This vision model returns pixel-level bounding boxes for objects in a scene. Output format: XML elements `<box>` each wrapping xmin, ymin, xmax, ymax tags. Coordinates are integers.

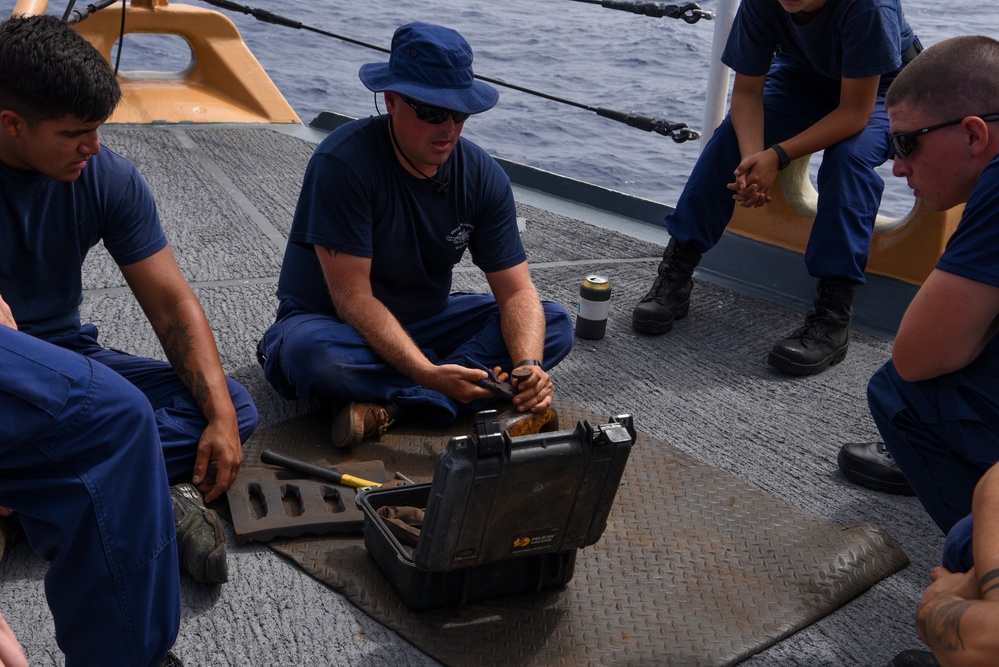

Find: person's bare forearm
<box><xmin>336</xmin><ymin>294</ymin><xmax>435</xmax><ymax>382</ymax></box>
<box><xmin>973</xmin><ymin>466</ymin><xmax>999</xmax><ymax>597</ymax></box>
<box><xmin>153</xmin><ymin>299</ymin><xmax>236</xmax><ymax>423</ymax></box>
<box><xmin>919</xmin><ymin>594</ymin><xmax>999</xmax><ymax>667</ymax></box>
<box><xmin>498</xmin><ymin>285</ymin><xmax>545</xmax><ymax>367</ymax></box>
<box><xmin>729</xmin><ymin>86</ymin><xmax>765</xmax><ymax>160</ymax></box>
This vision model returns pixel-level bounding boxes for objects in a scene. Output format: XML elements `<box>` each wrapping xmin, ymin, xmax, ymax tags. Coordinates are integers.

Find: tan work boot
<box><xmin>331</xmin><ymin>401</ymin><xmax>395</xmax><ymax>449</ymax></box>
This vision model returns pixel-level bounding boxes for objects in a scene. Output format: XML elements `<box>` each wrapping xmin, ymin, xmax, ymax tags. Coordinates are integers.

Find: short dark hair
<box><xmin>0</xmin><ymin>14</ymin><xmax>120</xmax><ymax>123</ymax></box>
<box><xmin>887</xmin><ymin>35</ymin><xmax>999</xmax><ymax>121</ymax></box>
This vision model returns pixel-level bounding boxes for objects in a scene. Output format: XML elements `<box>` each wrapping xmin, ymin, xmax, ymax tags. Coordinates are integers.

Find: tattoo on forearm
<box><xmin>919</xmin><ymin>597</ymin><xmax>970</xmax><ymax>655</ymax></box>
<box><xmin>162</xmin><ymin>322</ymin><xmax>211</xmax><ymax>409</ymax></box>
<box><xmin>980</xmin><ymin>568</ymin><xmax>999</xmax><ymax>597</ymax></box>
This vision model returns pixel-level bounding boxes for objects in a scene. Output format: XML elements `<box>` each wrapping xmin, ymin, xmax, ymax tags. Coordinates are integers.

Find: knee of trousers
<box><xmin>866</xmin><ymin>360</ymin><xmax>907</xmax><ymax>422</ymax></box>
<box><xmin>543</xmin><ymin>302</ymin><xmax>575</xmax><ymax>367</ymax></box>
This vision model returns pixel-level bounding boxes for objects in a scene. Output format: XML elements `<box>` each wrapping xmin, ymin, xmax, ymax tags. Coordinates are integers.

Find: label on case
<box><xmin>512</xmin><ymin>527</ymin><xmax>561</xmax><ymax>554</ymax></box>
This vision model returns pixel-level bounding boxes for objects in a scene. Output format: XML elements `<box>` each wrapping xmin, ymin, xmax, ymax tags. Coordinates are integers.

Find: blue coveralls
<box><xmin>0</xmin><ymin>146</ymin><xmax>259</xmax><ymax>663</ymax></box>
<box><xmin>259</xmin><ymin>115</ymin><xmax>574</xmax><ymax>423</ymax></box>
<box><xmin>668</xmin><ymin>66</ymin><xmax>891</xmax><ymax>283</ymax></box>
<box><xmin>669</xmin><ymin>0</ymin><xmax>916</xmax><ymax>284</ymax></box>
<box><xmin>261</xmin><ymin>294</ymin><xmax>573</xmax><ymax>426</ymax></box>
<box><xmin>868</xmin><ymin>156</ymin><xmax>999</xmax><ymax>574</ymax></box>
<box><xmin>51</xmin><ymin>324</ymin><xmax>258</xmax><ymax>483</ymax></box>
<box><xmin>0</xmin><ymin>326</ymin><xmax>180</xmax><ymax>667</ymax></box>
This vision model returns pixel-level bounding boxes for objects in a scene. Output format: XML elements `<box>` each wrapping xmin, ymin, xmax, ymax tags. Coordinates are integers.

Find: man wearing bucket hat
<box><xmin>258</xmin><ymin>22</ymin><xmax>574</xmax><ymax>447</ymax></box>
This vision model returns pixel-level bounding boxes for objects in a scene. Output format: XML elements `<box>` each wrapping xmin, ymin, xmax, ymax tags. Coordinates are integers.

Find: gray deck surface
<box><xmin>0</xmin><ymin>125</ymin><xmax>943</xmax><ymax>666</ymax></box>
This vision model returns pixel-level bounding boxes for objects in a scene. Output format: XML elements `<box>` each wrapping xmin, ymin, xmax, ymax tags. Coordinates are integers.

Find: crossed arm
<box><xmin>121</xmin><ymin>246</ymin><xmax>241</xmax><ymax>501</ymax></box>
<box><xmin>317</xmin><ymin>247</ymin><xmax>553</xmax><ymax>412</ymax></box>
<box><xmin>917</xmin><ymin>465</ymin><xmax>999</xmax><ymax>666</ymax></box>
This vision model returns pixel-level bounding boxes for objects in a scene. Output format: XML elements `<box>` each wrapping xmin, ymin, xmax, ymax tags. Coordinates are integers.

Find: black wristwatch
<box><xmin>770</xmin><ymin>143</ymin><xmax>791</xmax><ymax>171</ymax></box>
<box><xmin>515</xmin><ymin>359</ymin><xmax>542</xmax><ymax>368</ymax></box>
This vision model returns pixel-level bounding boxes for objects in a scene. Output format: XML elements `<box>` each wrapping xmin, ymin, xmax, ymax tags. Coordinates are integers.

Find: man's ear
<box><xmin>0</xmin><ymin>110</ymin><xmax>23</xmax><ymax>138</ymax></box>
<box><xmin>964</xmin><ymin>115</ymin><xmax>992</xmax><ymax>157</ymax></box>
<box><xmin>384</xmin><ymin>91</ymin><xmax>398</xmax><ymax>114</ymax></box>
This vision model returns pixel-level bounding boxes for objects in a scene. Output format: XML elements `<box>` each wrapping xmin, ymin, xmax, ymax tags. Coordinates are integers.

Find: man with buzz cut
<box><xmin>258</xmin><ymin>22</ymin><xmax>573</xmax><ymax>447</ymax></box>
<box><xmin>831</xmin><ymin>35</ymin><xmax>999</xmax><ymax>667</ymax></box>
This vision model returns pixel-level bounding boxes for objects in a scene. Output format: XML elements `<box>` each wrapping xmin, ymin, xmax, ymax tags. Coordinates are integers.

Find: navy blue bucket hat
<box><xmin>359</xmin><ymin>22</ymin><xmax>499</xmax><ymax>115</ymax></box>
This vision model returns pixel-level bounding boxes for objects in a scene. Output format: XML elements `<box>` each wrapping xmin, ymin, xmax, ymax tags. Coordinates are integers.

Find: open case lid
<box><xmin>414</xmin><ymin>411</ymin><xmax>635</xmax><ymax>572</ymax></box>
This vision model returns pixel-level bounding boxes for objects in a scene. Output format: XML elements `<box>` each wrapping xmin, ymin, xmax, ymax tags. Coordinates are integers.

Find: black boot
<box><xmin>768</xmin><ymin>278</ymin><xmax>856</xmax><ymax>375</ymax></box>
<box><xmin>632</xmin><ymin>238</ymin><xmax>702</xmax><ymax>334</ymax></box>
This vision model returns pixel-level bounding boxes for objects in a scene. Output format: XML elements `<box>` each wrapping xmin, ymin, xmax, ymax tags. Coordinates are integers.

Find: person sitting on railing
<box><xmin>257</xmin><ymin>22</ymin><xmax>573</xmax><ymax>448</ymax></box>
<box><xmin>824</xmin><ymin>35</ymin><xmax>999</xmax><ymax>667</ymax></box>
<box><xmin>632</xmin><ymin>0</ymin><xmax>920</xmax><ymax>376</ymax></box>
<box><xmin>0</xmin><ymin>10</ymin><xmax>258</xmax><ymax>605</ymax></box>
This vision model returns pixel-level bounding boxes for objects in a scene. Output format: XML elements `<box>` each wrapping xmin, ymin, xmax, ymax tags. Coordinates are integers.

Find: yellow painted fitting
<box><xmin>728</xmin><ymin>155</ymin><xmax>962</xmax><ymax>286</ymax></box>
<box><xmin>71</xmin><ymin>0</ymin><xmax>300</xmax><ymax>124</ymax></box>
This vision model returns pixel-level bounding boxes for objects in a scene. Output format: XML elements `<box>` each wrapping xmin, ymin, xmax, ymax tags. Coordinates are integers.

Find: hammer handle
<box><xmin>260</xmin><ymin>450</ymin><xmax>381</xmax><ymax>488</ymax></box>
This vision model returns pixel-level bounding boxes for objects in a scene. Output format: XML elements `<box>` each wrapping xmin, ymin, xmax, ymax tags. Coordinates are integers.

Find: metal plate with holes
<box><xmin>227</xmin><ymin>462</ymin><xmax>386</xmax><ymax>544</ymax></box>
<box><xmin>239</xmin><ymin>401</ymin><xmax>909</xmax><ymax>667</ymax></box>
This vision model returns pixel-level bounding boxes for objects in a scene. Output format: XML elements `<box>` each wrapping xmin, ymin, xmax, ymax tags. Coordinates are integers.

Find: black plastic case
<box><xmin>356</xmin><ymin>411</ymin><xmax>634</xmax><ymax>610</ymax></box>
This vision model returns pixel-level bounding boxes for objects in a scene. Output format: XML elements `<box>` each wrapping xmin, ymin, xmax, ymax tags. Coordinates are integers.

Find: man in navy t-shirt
<box><xmin>0</xmin><ymin>14</ymin><xmax>256</xmax><ymax>666</ymax></box>
<box><xmin>837</xmin><ymin>36</ymin><xmax>999</xmax><ymax>666</ymax></box>
<box><xmin>258</xmin><ymin>22</ymin><xmax>573</xmax><ymax>448</ymax></box>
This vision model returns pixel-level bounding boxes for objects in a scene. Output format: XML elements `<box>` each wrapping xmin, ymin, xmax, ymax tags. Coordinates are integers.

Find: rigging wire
<box><xmin>63</xmin><ymin>0</ymin><xmax>117</xmax><ymax>23</ymax></box>
<box><xmin>194</xmin><ymin>0</ymin><xmax>701</xmax><ymax>143</ymax></box>
<box><xmin>61</xmin><ymin>0</ymin><xmax>78</xmax><ymax>21</ymax></box>
<box><xmin>113</xmin><ymin>0</ymin><xmax>125</xmax><ymax>74</ymax></box>
<box><xmin>62</xmin><ymin>0</ymin><xmax>126</xmax><ymax>73</ymax></box>
<box><xmin>58</xmin><ymin>0</ymin><xmax>704</xmax><ymax>142</ymax></box>
<box><xmin>568</xmin><ymin>0</ymin><xmax>714</xmax><ymax>23</ymax></box>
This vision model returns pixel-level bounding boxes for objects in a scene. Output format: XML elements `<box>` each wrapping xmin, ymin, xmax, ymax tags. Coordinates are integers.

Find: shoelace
<box><xmin>363</xmin><ymin>406</ymin><xmax>395</xmax><ymax>437</ymax></box>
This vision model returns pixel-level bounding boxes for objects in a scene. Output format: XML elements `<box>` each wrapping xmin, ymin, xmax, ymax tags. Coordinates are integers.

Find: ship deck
<box><xmin>0</xmin><ymin>122</ymin><xmax>941</xmax><ymax>666</ymax></box>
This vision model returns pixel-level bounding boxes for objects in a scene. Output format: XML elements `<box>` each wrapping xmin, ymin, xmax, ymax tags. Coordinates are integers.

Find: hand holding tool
<box><xmin>468</xmin><ymin>359</ymin><xmax>518</xmax><ymax>399</ymax></box>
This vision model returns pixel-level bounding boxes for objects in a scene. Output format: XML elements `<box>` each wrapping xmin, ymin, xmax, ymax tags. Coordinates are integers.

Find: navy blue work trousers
<box><xmin>0</xmin><ymin>326</ymin><xmax>180</xmax><ymax>667</ymax></box>
<box><xmin>49</xmin><ymin>323</ymin><xmax>259</xmax><ymax>484</ymax></box>
<box><xmin>259</xmin><ymin>293</ymin><xmax>574</xmax><ymax>425</ymax></box>
<box><xmin>868</xmin><ymin>358</ymin><xmax>999</xmax><ymax>567</ymax></box>
<box><xmin>667</xmin><ymin>64</ymin><xmax>891</xmax><ymax>284</ymax></box>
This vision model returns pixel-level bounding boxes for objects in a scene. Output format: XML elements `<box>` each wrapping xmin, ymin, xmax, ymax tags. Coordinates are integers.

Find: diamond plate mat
<box><xmin>235</xmin><ymin>401</ymin><xmax>909</xmax><ymax>667</ymax></box>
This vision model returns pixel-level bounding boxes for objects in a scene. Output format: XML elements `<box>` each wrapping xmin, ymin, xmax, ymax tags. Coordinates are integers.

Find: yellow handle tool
<box><xmin>260</xmin><ymin>449</ymin><xmax>382</xmax><ymax>488</ymax></box>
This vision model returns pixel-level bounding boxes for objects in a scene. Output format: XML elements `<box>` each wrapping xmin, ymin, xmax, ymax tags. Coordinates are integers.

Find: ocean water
<box><xmin>7</xmin><ymin>0</ymin><xmax>997</xmax><ymax>215</ymax></box>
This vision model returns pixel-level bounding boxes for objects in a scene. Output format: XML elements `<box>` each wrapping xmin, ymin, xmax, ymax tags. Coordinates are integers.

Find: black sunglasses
<box><xmin>890</xmin><ymin>113</ymin><xmax>999</xmax><ymax>158</ymax></box>
<box><xmin>401</xmin><ymin>96</ymin><xmax>470</xmax><ymax>125</ymax></box>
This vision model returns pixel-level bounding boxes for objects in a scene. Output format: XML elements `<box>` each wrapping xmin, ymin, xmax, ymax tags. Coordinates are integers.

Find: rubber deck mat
<box><xmin>236</xmin><ymin>401</ymin><xmax>909</xmax><ymax>667</ymax></box>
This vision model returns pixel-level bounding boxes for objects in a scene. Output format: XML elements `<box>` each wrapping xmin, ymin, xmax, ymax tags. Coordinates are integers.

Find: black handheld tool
<box><xmin>469</xmin><ymin>359</ymin><xmax>519</xmax><ymax>399</ymax></box>
<box><xmin>260</xmin><ymin>450</ymin><xmax>381</xmax><ymax>488</ymax></box>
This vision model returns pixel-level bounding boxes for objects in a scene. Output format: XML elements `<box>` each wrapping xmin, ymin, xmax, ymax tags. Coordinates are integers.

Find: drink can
<box><xmin>576</xmin><ymin>275</ymin><xmax>611</xmax><ymax>339</ymax></box>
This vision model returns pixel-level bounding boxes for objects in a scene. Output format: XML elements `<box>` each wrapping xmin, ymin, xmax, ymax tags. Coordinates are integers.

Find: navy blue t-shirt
<box><xmin>936</xmin><ymin>154</ymin><xmax>999</xmax><ymax>356</ymax></box>
<box><xmin>277</xmin><ymin>115</ymin><xmax>524</xmax><ymax>325</ymax></box>
<box><xmin>722</xmin><ymin>0</ymin><xmax>915</xmax><ymax>86</ymax></box>
<box><xmin>0</xmin><ymin>147</ymin><xmax>166</xmax><ymax>339</ymax></box>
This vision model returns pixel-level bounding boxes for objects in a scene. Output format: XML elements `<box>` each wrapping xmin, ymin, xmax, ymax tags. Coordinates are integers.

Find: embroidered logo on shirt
<box><xmin>446</xmin><ymin>223</ymin><xmax>473</xmax><ymax>251</ymax></box>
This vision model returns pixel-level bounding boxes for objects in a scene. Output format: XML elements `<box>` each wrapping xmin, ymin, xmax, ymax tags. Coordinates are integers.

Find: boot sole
<box><xmin>836</xmin><ymin>448</ymin><xmax>915</xmax><ymax>496</ymax></box>
<box><xmin>767</xmin><ymin>345</ymin><xmax>848</xmax><ymax>376</ymax></box>
<box><xmin>631</xmin><ymin>302</ymin><xmax>690</xmax><ymax>335</ymax></box>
